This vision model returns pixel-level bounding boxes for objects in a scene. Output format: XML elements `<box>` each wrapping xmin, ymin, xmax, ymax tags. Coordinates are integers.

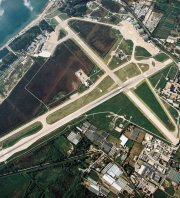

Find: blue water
<box><xmin>0</xmin><ymin>0</ymin><xmax>48</xmax><ymax>47</ymax></box>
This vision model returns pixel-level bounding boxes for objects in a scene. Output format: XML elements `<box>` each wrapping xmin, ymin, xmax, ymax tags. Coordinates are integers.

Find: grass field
<box><xmin>149</xmin><ymin>64</ymin><xmax>178</xmax><ymax>89</ymax></box>
<box><xmin>0</xmin><ymin>122</ymin><xmax>43</xmax><ymax>149</ymax></box>
<box><xmin>0</xmin><ymin>173</ymin><xmax>30</xmax><ymax>198</ymax></box>
<box><xmin>58</xmin><ymin>29</ymin><xmax>67</xmax><ymax>40</ymax></box>
<box><xmin>163</xmin><ymin>100</ymin><xmax>179</xmax><ymax>122</ymax></box>
<box><xmin>119</xmin><ymin>39</ymin><xmax>134</xmax><ymax>56</ymax></box>
<box><xmin>153</xmin><ymin>53</ymin><xmax>169</xmax><ymax>62</ymax></box>
<box><xmin>115</xmin><ymin>63</ymin><xmax>141</xmax><ymax>82</ymax></box>
<box><xmin>134</xmin><ymin>81</ymin><xmax>175</xmax><ymax>131</ymax></box>
<box><xmin>107</xmin><ymin>39</ymin><xmax>133</xmax><ymax>70</ymax></box>
<box><xmin>138</xmin><ymin>63</ymin><xmax>149</xmax><ymax>72</ymax></box>
<box><xmin>104</xmin><ymin>36</ymin><xmax>123</xmax><ymax>63</ymax></box>
<box><xmin>135</xmin><ymin>46</ymin><xmax>152</xmax><ymax>60</ymax></box>
<box><xmin>152</xmin><ymin>0</ymin><xmax>180</xmax><ymax>39</ymax></box>
<box><xmin>108</xmin><ymin>55</ymin><xmax>129</xmax><ymax>70</ymax></box>
<box><xmin>47</xmin><ymin>76</ymin><xmax>115</xmax><ymax>124</ymax></box>
<box><xmin>86</xmin><ymin>93</ymin><xmax>165</xmax><ymax>139</ymax></box>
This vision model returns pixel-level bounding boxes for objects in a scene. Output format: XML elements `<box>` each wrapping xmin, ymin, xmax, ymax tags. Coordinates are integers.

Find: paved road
<box><xmin>126</xmin><ymin>91</ymin><xmax>179</xmax><ymax>144</ymax></box>
<box><xmin>54</xmin><ymin>16</ymin><xmax>123</xmax><ymax>87</ymax></box>
<box><xmin>0</xmin><ymin>86</ymin><xmax>125</xmax><ymax>162</ymax></box>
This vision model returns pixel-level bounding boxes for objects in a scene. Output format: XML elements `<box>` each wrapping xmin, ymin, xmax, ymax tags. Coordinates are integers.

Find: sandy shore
<box><xmin>0</xmin><ymin>1</ymin><xmax>54</xmax><ymax>51</ymax></box>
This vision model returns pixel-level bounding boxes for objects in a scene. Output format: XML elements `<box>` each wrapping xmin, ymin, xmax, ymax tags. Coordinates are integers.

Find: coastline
<box><xmin>0</xmin><ymin>0</ymin><xmax>53</xmax><ymax>51</ymax></box>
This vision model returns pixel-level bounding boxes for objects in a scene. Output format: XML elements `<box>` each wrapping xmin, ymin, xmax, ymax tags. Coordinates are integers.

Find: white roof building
<box><xmin>67</xmin><ymin>131</ymin><xmax>82</xmax><ymax>145</ymax></box>
<box><xmin>103</xmin><ymin>174</ymin><xmax>115</xmax><ymax>185</ymax></box>
<box><xmin>107</xmin><ymin>164</ymin><xmax>123</xmax><ymax>178</ymax></box>
<box><xmin>112</xmin><ymin>181</ymin><xmax>122</xmax><ymax>192</ymax></box>
<box><xmin>120</xmin><ymin>135</ymin><xmax>128</xmax><ymax>146</ymax></box>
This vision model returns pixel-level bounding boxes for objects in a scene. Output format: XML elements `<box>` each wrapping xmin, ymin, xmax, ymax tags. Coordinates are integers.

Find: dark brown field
<box><xmin>27</xmin><ymin>39</ymin><xmax>95</xmax><ymax>106</ymax></box>
<box><xmin>69</xmin><ymin>20</ymin><xmax>117</xmax><ymax>57</ymax></box>
<box><xmin>0</xmin><ymin>58</ymin><xmax>46</xmax><ymax>135</ymax></box>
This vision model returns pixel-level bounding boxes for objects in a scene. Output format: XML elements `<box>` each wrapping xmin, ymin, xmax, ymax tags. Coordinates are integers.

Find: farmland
<box><xmin>69</xmin><ymin>20</ymin><xmax>118</xmax><ymax>57</ymax></box>
<box><xmin>27</xmin><ymin>39</ymin><xmax>96</xmax><ymax>107</ymax></box>
<box><xmin>152</xmin><ymin>0</ymin><xmax>180</xmax><ymax>39</ymax></box>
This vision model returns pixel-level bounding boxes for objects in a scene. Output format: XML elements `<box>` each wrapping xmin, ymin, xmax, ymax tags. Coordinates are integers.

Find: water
<box><xmin>0</xmin><ymin>0</ymin><xmax>48</xmax><ymax>47</ymax></box>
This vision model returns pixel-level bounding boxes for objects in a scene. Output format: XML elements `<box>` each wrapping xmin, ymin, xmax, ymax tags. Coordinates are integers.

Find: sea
<box><xmin>0</xmin><ymin>0</ymin><xmax>48</xmax><ymax>47</ymax></box>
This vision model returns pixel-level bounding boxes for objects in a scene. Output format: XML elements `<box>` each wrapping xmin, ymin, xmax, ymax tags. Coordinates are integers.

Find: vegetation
<box><xmin>1</xmin><ymin>122</ymin><xmax>43</xmax><ymax>149</ymax></box>
<box><xmin>10</xmin><ymin>26</ymin><xmax>42</xmax><ymax>51</ymax></box>
<box><xmin>0</xmin><ymin>127</ymin><xmax>96</xmax><ymax>198</ymax></box>
<box><xmin>135</xmin><ymin>46</ymin><xmax>152</xmax><ymax>60</ymax></box>
<box><xmin>46</xmin><ymin>18</ymin><xmax>59</xmax><ymax>29</ymax></box>
<box><xmin>115</xmin><ymin>63</ymin><xmax>141</xmax><ymax>82</ymax></box>
<box><xmin>154</xmin><ymin>53</ymin><xmax>169</xmax><ymax>62</ymax></box>
<box><xmin>0</xmin><ymin>174</ymin><xmax>30</xmax><ymax>197</ymax></box>
<box><xmin>152</xmin><ymin>0</ymin><xmax>180</xmax><ymax>39</ymax></box>
<box><xmin>101</xmin><ymin>0</ymin><xmax>122</xmax><ymax>13</ymax></box>
<box><xmin>138</xmin><ymin>63</ymin><xmax>149</xmax><ymax>72</ymax></box>
<box><xmin>58</xmin><ymin>0</ymin><xmax>91</xmax><ymax>17</ymax></box>
<box><xmin>39</xmin><ymin>19</ymin><xmax>54</xmax><ymax>32</ymax></box>
<box><xmin>87</xmin><ymin>93</ymin><xmax>165</xmax><ymax>138</ymax></box>
<box><xmin>58</xmin><ymin>29</ymin><xmax>67</xmax><ymax>40</ymax></box>
<box><xmin>69</xmin><ymin>20</ymin><xmax>118</xmax><ymax>57</ymax></box>
<box><xmin>149</xmin><ymin>64</ymin><xmax>178</xmax><ymax>89</ymax></box>
<box><xmin>163</xmin><ymin>180</ymin><xmax>175</xmax><ymax>196</ymax></box>
<box><xmin>154</xmin><ymin>189</ymin><xmax>168</xmax><ymax>198</ymax></box>
<box><xmin>134</xmin><ymin>81</ymin><xmax>175</xmax><ymax>131</ymax></box>
<box><xmin>119</xmin><ymin>39</ymin><xmax>134</xmax><ymax>55</ymax></box>
<box><xmin>0</xmin><ymin>51</ymin><xmax>18</xmax><ymax>73</ymax></box>
<box><xmin>47</xmin><ymin>76</ymin><xmax>115</xmax><ymax>124</ymax></box>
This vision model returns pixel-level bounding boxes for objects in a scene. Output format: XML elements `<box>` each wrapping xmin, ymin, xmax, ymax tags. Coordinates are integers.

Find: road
<box><xmin>0</xmin><ymin>86</ymin><xmax>125</xmax><ymax>162</ymax></box>
<box><xmin>0</xmin><ymin>15</ymin><xmax>179</xmax><ymax>162</ymax></box>
<box><xmin>54</xmin><ymin>16</ymin><xmax>123</xmax><ymax>87</ymax></box>
<box><xmin>126</xmin><ymin>91</ymin><xmax>178</xmax><ymax>144</ymax></box>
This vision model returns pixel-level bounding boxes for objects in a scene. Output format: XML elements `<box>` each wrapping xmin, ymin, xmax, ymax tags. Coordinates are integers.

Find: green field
<box><xmin>149</xmin><ymin>64</ymin><xmax>178</xmax><ymax>89</ymax></box>
<box><xmin>0</xmin><ymin>174</ymin><xmax>30</xmax><ymax>198</ymax></box>
<box><xmin>134</xmin><ymin>81</ymin><xmax>175</xmax><ymax>131</ymax></box>
<box><xmin>0</xmin><ymin>122</ymin><xmax>43</xmax><ymax>149</ymax></box>
<box><xmin>135</xmin><ymin>46</ymin><xmax>152</xmax><ymax>60</ymax></box>
<box><xmin>0</xmin><ymin>120</ymin><xmax>97</xmax><ymax>198</ymax></box>
<box><xmin>154</xmin><ymin>53</ymin><xmax>169</xmax><ymax>62</ymax></box>
<box><xmin>154</xmin><ymin>189</ymin><xmax>168</xmax><ymax>198</ymax></box>
<box><xmin>115</xmin><ymin>63</ymin><xmax>141</xmax><ymax>82</ymax></box>
<box><xmin>163</xmin><ymin>100</ymin><xmax>179</xmax><ymax>122</ymax></box>
<box><xmin>138</xmin><ymin>63</ymin><xmax>149</xmax><ymax>72</ymax></box>
<box><xmin>119</xmin><ymin>39</ymin><xmax>134</xmax><ymax>55</ymax></box>
<box><xmin>0</xmin><ymin>154</ymin><xmax>96</xmax><ymax>198</ymax></box>
<box><xmin>86</xmin><ymin>92</ymin><xmax>165</xmax><ymax>139</ymax></box>
<box><xmin>58</xmin><ymin>29</ymin><xmax>67</xmax><ymax>40</ymax></box>
<box><xmin>46</xmin><ymin>18</ymin><xmax>59</xmax><ymax>29</ymax></box>
<box><xmin>47</xmin><ymin>76</ymin><xmax>115</xmax><ymax>124</ymax></box>
<box><xmin>152</xmin><ymin>0</ymin><xmax>180</xmax><ymax>39</ymax></box>
<box><xmin>104</xmin><ymin>36</ymin><xmax>123</xmax><ymax>63</ymax></box>
<box><xmin>108</xmin><ymin>55</ymin><xmax>129</xmax><ymax>70</ymax></box>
